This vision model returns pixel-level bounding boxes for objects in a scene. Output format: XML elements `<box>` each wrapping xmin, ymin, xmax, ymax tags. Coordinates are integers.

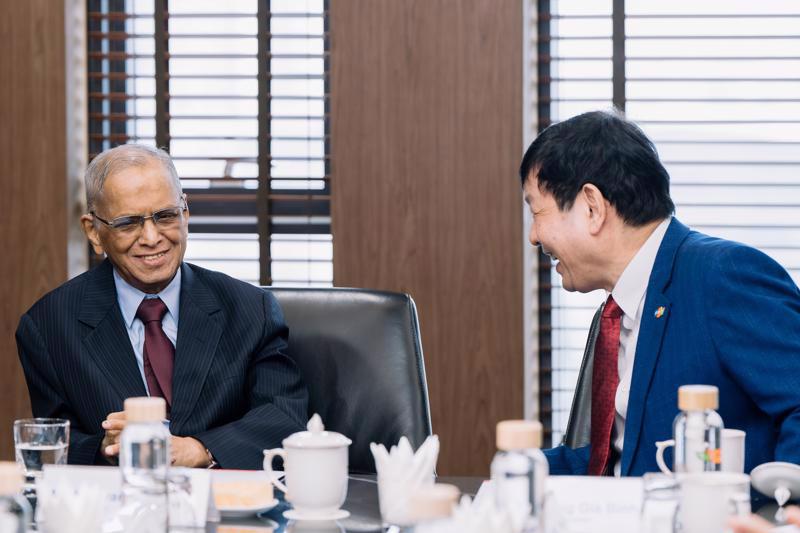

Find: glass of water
<box><xmin>13</xmin><ymin>419</ymin><xmax>69</xmax><ymax>486</ymax></box>
<box><xmin>640</xmin><ymin>472</ymin><xmax>680</xmax><ymax>533</ymax></box>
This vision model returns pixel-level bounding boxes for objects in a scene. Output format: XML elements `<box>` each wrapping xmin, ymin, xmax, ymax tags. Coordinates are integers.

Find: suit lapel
<box><xmin>169</xmin><ymin>264</ymin><xmax>222</xmax><ymax>432</ymax></box>
<box><xmin>78</xmin><ymin>260</ymin><xmax>148</xmax><ymax>402</ymax></box>
<box><xmin>621</xmin><ymin>219</ymin><xmax>691</xmax><ymax>475</ymax></box>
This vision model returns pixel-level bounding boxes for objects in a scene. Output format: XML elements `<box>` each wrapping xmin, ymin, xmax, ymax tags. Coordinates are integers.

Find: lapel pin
<box><xmin>654</xmin><ymin>306</ymin><xmax>666</xmax><ymax>319</ymax></box>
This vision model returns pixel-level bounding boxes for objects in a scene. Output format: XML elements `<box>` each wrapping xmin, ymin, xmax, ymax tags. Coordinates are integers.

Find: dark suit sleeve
<box><xmin>705</xmin><ymin>245</ymin><xmax>800</xmax><ymax>462</ymax></box>
<box><xmin>16</xmin><ymin>313</ymin><xmax>106</xmax><ymax>465</ymax></box>
<box><xmin>544</xmin><ymin>444</ymin><xmax>591</xmax><ymax>475</ymax></box>
<box><xmin>192</xmin><ymin>291</ymin><xmax>308</xmax><ymax>469</ymax></box>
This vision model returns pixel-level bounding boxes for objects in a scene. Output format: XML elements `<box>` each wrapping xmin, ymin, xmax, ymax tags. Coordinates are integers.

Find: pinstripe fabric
<box><xmin>546</xmin><ymin>218</ymin><xmax>800</xmax><ymax>478</ymax></box>
<box><xmin>16</xmin><ymin>260</ymin><xmax>308</xmax><ymax>469</ymax></box>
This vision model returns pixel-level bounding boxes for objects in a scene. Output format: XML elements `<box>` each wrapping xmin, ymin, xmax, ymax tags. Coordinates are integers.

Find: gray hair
<box><xmin>85</xmin><ymin>144</ymin><xmax>182</xmax><ymax>211</ymax></box>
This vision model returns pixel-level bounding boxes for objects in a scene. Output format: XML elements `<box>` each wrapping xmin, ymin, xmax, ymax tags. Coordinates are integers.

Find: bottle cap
<box><xmin>678</xmin><ymin>385</ymin><xmax>719</xmax><ymax>410</ymax></box>
<box><xmin>408</xmin><ymin>483</ymin><xmax>460</xmax><ymax>522</ymax></box>
<box><xmin>0</xmin><ymin>462</ymin><xmax>23</xmax><ymax>496</ymax></box>
<box><xmin>496</xmin><ymin>420</ymin><xmax>542</xmax><ymax>450</ymax></box>
<box><xmin>124</xmin><ymin>397</ymin><xmax>167</xmax><ymax>422</ymax></box>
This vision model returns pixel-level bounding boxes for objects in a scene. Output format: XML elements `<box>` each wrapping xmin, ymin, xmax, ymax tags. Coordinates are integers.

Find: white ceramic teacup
<box><xmin>677</xmin><ymin>472</ymin><xmax>750</xmax><ymax>533</ymax></box>
<box><xmin>263</xmin><ymin>414</ymin><xmax>352</xmax><ymax>518</ymax></box>
<box><xmin>721</xmin><ymin>429</ymin><xmax>746</xmax><ymax>474</ymax></box>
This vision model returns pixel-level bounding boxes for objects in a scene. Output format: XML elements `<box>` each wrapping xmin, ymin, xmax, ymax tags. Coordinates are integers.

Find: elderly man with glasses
<box><xmin>16</xmin><ymin>144</ymin><xmax>308</xmax><ymax>469</ymax></box>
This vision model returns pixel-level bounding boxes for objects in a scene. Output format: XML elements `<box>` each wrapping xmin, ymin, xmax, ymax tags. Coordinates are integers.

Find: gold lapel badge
<box><xmin>654</xmin><ymin>306</ymin><xmax>666</xmax><ymax>319</ymax></box>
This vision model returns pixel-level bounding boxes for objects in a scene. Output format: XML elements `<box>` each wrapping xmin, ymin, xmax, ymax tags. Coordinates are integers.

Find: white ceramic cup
<box><xmin>655</xmin><ymin>439</ymin><xmax>677</xmax><ymax>475</ymax></box>
<box><xmin>677</xmin><ymin>472</ymin><xmax>750</xmax><ymax>533</ymax></box>
<box><xmin>263</xmin><ymin>414</ymin><xmax>351</xmax><ymax>517</ymax></box>
<box><xmin>721</xmin><ymin>429</ymin><xmax>746</xmax><ymax>474</ymax></box>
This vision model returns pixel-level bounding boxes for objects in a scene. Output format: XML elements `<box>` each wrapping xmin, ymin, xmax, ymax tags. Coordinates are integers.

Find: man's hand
<box><xmin>729</xmin><ymin>506</ymin><xmax>800</xmax><ymax>533</ymax></box>
<box><xmin>102</xmin><ymin>412</ymin><xmax>210</xmax><ymax>467</ymax></box>
<box><xmin>100</xmin><ymin>411</ymin><xmax>126</xmax><ymax>461</ymax></box>
<box><xmin>171</xmin><ymin>436</ymin><xmax>212</xmax><ymax>468</ymax></box>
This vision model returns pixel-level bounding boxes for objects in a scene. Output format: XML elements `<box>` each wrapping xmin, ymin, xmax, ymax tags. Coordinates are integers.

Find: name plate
<box><xmin>545</xmin><ymin>476</ymin><xmax>643</xmax><ymax>533</ymax></box>
<box><xmin>41</xmin><ymin>465</ymin><xmax>215</xmax><ymax>529</ymax></box>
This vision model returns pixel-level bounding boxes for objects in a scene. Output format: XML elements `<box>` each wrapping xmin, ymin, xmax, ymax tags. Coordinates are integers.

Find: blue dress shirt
<box><xmin>113</xmin><ymin>268</ymin><xmax>181</xmax><ymax>395</ymax></box>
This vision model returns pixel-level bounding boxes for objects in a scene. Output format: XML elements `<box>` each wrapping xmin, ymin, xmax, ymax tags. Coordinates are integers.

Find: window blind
<box><xmin>87</xmin><ymin>0</ymin><xmax>332</xmax><ymax>287</ymax></box>
<box><xmin>535</xmin><ymin>0</ymin><xmax>800</xmax><ymax>446</ymax></box>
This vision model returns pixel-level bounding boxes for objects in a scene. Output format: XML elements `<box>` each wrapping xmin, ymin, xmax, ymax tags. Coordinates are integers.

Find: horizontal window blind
<box><xmin>537</xmin><ymin>0</ymin><xmax>613</xmax><ymax>446</ymax></box>
<box><xmin>87</xmin><ymin>0</ymin><xmax>332</xmax><ymax>287</ymax></box>
<box><xmin>626</xmin><ymin>0</ymin><xmax>800</xmax><ymax>287</ymax></box>
<box><xmin>537</xmin><ymin>0</ymin><xmax>800</xmax><ymax>446</ymax></box>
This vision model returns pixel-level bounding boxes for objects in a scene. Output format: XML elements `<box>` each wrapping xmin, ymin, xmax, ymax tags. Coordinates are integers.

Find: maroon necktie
<box><xmin>135</xmin><ymin>297</ymin><xmax>174</xmax><ymax>408</ymax></box>
<box><xmin>588</xmin><ymin>295</ymin><xmax>623</xmax><ymax>475</ymax></box>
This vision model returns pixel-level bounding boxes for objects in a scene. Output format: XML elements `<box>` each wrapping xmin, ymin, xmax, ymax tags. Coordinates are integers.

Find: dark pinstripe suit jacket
<box><xmin>16</xmin><ymin>260</ymin><xmax>309</xmax><ymax>469</ymax></box>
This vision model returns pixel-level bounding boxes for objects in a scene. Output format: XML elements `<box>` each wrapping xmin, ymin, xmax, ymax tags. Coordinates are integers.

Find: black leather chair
<box><xmin>265</xmin><ymin>287</ymin><xmax>433</xmax><ymax>474</ymax></box>
<box><xmin>563</xmin><ymin>304</ymin><xmax>603</xmax><ymax>448</ymax></box>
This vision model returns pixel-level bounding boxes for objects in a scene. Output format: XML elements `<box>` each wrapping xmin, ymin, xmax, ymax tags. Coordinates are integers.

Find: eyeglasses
<box><xmin>92</xmin><ymin>199</ymin><xmax>187</xmax><ymax>234</ymax></box>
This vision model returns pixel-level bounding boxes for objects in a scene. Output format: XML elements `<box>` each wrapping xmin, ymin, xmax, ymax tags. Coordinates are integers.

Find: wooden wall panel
<box><xmin>330</xmin><ymin>0</ymin><xmax>523</xmax><ymax>475</ymax></box>
<box><xmin>0</xmin><ymin>0</ymin><xmax>67</xmax><ymax>458</ymax></box>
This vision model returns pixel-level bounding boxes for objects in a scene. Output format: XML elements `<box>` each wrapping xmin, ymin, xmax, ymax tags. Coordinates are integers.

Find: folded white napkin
<box><xmin>371</xmin><ymin>435</ymin><xmax>439</xmax><ymax>525</ymax></box>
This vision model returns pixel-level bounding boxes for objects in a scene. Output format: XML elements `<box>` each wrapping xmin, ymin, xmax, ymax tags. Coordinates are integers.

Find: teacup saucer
<box><xmin>284</xmin><ymin>508</ymin><xmax>350</xmax><ymax>521</ymax></box>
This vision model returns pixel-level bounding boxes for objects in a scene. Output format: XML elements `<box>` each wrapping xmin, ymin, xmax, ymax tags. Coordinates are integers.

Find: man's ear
<box><xmin>80</xmin><ymin>214</ymin><xmax>105</xmax><ymax>255</ymax></box>
<box><xmin>580</xmin><ymin>183</ymin><xmax>608</xmax><ymax>235</ymax></box>
<box><xmin>182</xmin><ymin>193</ymin><xmax>190</xmax><ymax>222</ymax></box>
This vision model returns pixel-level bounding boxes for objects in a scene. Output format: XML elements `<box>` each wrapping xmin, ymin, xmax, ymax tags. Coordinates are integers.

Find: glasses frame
<box><xmin>91</xmin><ymin>196</ymin><xmax>188</xmax><ymax>232</ymax></box>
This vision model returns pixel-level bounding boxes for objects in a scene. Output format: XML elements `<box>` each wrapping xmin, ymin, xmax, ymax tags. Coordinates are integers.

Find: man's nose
<box><xmin>528</xmin><ymin>223</ymin><xmax>540</xmax><ymax>247</ymax></box>
<box><xmin>138</xmin><ymin>218</ymin><xmax>162</xmax><ymax>244</ymax></box>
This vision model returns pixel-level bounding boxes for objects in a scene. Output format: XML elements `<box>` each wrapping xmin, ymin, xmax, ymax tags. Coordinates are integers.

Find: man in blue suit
<box><xmin>519</xmin><ymin>111</ymin><xmax>800</xmax><ymax>476</ymax></box>
<box><xmin>16</xmin><ymin>144</ymin><xmax>308</xmax><ymax>469</ymax></box>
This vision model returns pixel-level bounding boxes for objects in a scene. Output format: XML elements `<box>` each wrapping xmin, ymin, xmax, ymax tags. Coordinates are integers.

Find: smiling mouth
<box><xmin>138</xmin><ymin>251</ymin><xmax>168</xmax><ymax>262</ymax></box>
<box><xmin>543</xmin><ymin>250</ymin><xmax>558</xmax><ymax>262</ymax></box>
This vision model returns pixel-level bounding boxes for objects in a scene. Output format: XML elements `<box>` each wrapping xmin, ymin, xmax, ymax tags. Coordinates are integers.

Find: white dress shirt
<box><xmin>113</xmin><ymin>268</ymin><xmax>181</xmax><ymax>395</ymax></box>
<box><xmin>611</xmin><ymin>218</ymin><xmax>671</xmax><ymax>476</ymax></box>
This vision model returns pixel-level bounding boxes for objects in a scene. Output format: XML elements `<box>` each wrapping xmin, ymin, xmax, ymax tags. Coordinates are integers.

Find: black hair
<box><xmin>518</xmin><ymin>110</ymin><xmax>675</xmax><ymax>226</ymax></box>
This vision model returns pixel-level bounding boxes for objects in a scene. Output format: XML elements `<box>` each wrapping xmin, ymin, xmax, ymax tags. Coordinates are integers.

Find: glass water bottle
<box><xmin>491</xmin><ymin>420</ymin><xmax>549</xmax><ymax>532</ymax></box>
<box><xmin>672</xmin><ymin>385</ymin><xmax>723</xmax><ymax>473</ymax></box>
<box><xmin>118</xmin><ymin>397</ymin><xmax>171</xmax><ymax>533</ymax></box>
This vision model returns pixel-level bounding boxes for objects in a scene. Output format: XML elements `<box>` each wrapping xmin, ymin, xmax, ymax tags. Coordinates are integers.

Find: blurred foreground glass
<box><xmin>167</xmin><ymin>473</ymin><xmax>197</xmax><ymax>530</ymax></box>
<box><xmin>677</xmin><ymin>472</ymin><xmax>750</xmax><ymax>533</ymax></box>
<box><xmin>13</xmin><ymin>419</ymin><xmax>69</xmax><ymax>488</ymax></box>
<box><xmin>640</xmin><ymin>473</ymin><xmax>679</xmax><ymax>533</ymax></box>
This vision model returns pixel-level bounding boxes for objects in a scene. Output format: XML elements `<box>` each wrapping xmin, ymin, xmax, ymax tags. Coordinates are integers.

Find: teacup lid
<box><xmin>283</xmin><ymin>414</ymin><xmax>352</xmax><ymax>449</ymax></box>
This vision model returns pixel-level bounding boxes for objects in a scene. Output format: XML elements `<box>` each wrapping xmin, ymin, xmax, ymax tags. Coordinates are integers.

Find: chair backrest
<box><xmin>563</xmin><ymin>304</ymin><xmax>603</xmax><ymax>449</ymax></box>
<box><xmin>265</xmin><ymin>287</ymin><xmax>433</xmax><ymax>474</ymax></box>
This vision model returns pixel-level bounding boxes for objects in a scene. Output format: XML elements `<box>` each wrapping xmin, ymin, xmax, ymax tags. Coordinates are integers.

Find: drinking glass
<box><xmin>13</xmin><ymin>419</ymin><xmax>69</xmax><ymax>487</ymax></box>
<box><xmin>167</xmin><ymin>473</ymin><xmax>197</xmax><ymax>530</ymax></box>
<box><xmin>640</xmin><ymin>472</ymin><xmax>679</xmax><ymax>533</ymax></box>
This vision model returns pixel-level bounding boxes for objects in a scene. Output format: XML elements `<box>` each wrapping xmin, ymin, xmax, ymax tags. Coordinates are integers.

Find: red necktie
<box><xmin>588</xmin><ymin>295</ymin><xmax>623</xmax><ymax>475</ymax></box>
<box><xmin>135</xmin><ymin>297</ymin><xmax>174</xmax><ymax>408</ymax></box>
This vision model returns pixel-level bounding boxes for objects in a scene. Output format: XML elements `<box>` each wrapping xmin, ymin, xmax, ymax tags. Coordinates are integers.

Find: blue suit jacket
<box><xmin>16</xmin><ymin>260</ymin><xmax>309</xmax><ymax>469</ymax></box>
<box><xmin>546</xmin><ymin>218</ymin><xmax>800</xmax><ymax>476</ymax></box>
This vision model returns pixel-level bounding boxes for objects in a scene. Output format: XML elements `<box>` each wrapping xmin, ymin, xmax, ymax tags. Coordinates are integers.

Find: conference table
<box><xmin>211</xmin><ymin>475</ymin><xmax>483</xmax><ymax>532</ymax></box>
<box><xmin>207</xmin><ymin>475</ymin><xmax>784</xmax><ymax>533</ymax></box>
